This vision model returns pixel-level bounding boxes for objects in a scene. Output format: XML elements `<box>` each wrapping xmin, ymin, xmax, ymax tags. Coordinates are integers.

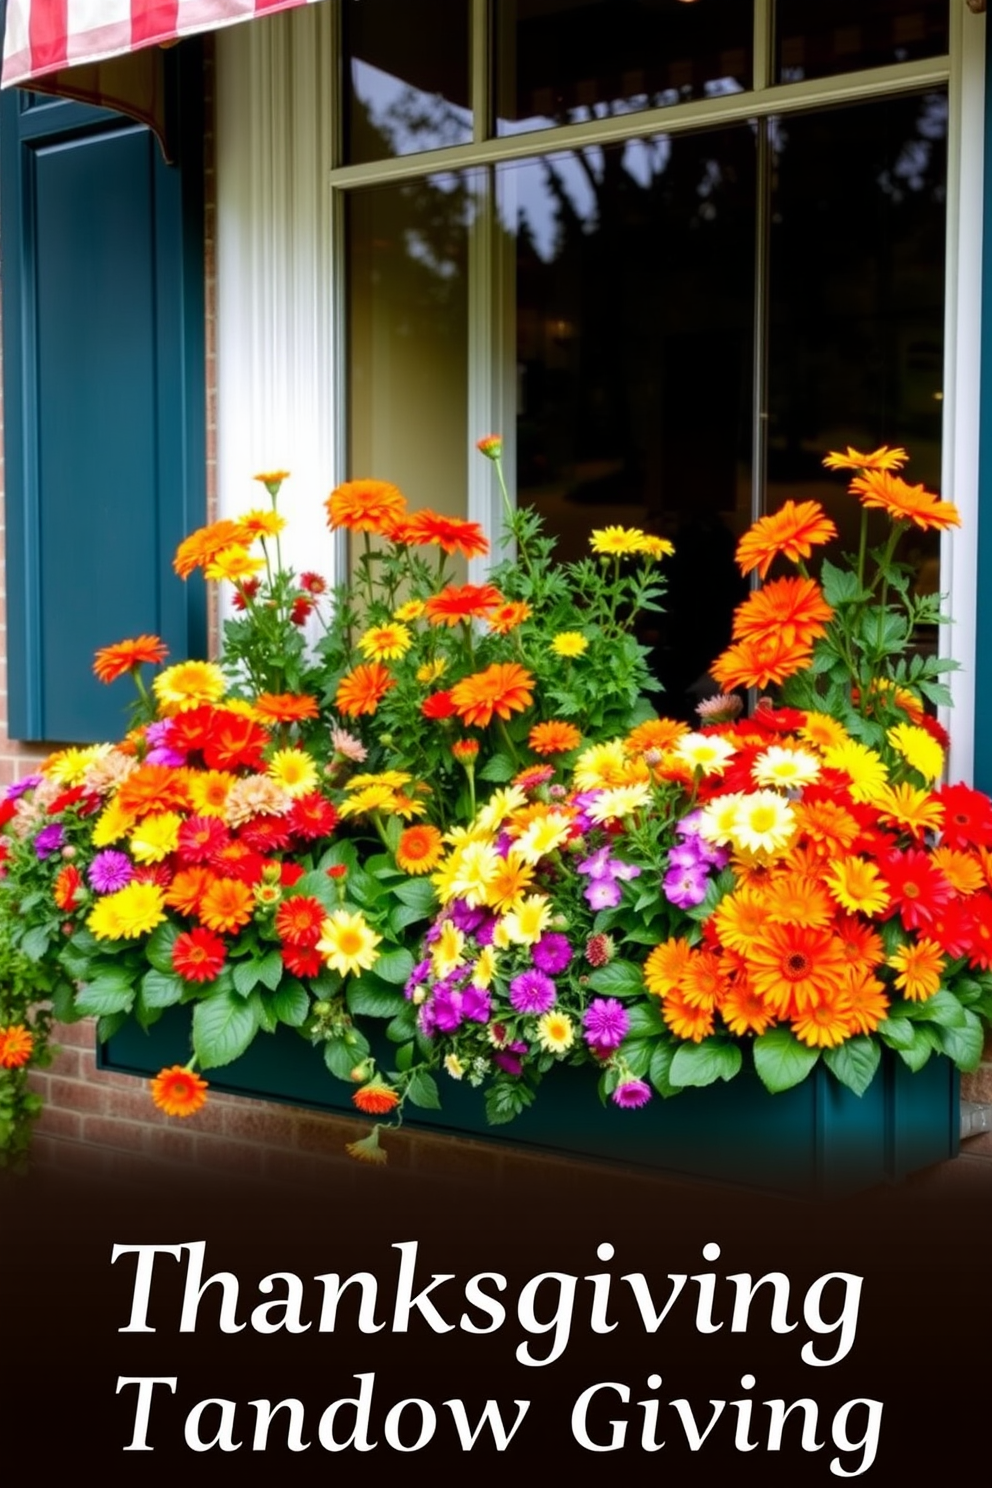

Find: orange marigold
<box><xmin>326</xmin><ymin>479</ymin><xmax>407</xmax><ymax>535</ymax></box>
<box><xmin>395</xmin><ymin>824</ymin><xmax>445</xmax><ymax>875</ymax></box>
<box><xmin>488</xmin><ymin>601</ymin><xmax>533</xmax><ymax>635</ymax></box>
<box><xmin>396</xmin><ymin>509</ymin><xmax>490</xmax><ymax>559</ymax></box>
<box><xmin>735</xmin><ymin>500</ymin><xmax>837</xmax><ymax>578</ymax></box>
<box><xmin>731</xmin><ymin>576</ymin><xmax>834</xmax><ymax>649</ymax></box>
<box><xmin>710</xmin><ymin>633</ymin><xmax>813</xmax><ymax>692</ymax></box>
<box><xmin>197</xmin><ymin>877</ymin><xmax>255</xmax><ymax>934</ymax></box>
<box><xmin>335</xmin><ymin>663</ymin><xmax>396</xmax><ymax>718</ymax></box>
<box><xmin>0</xmin><ymin>1023</ymin><xmax>34</xmax><ymax>1068</ymax></box>
<box><xmin>848</xmin><ymin>470</ymin><xmax>960</xmax><ymax>531</ymax></box>
<box><xmin>253</xmin><ymin>692</ymin><xmax>321</xmax><ymax>724</ymax></box>
<box><xmin>528</xmin><ymin>720</ymin><xmax>582</xmax><ymax>756</ymax></box>
<box><xmin>174</xmin><ymin>518</ymin><xmax>251</xmax><ymax>579</ymax></box>
<box><xmin>150</xmin><ymin>1065</ymin><xmax>209</xmax><ymax>1118</ymax></box>
<box><xmin>425</xmin><ymin>584</ymin><xmax>505</xmax><ymax>627</ymax></box>
<box><xmin>352</xmin><ymin>1083</ymin><xmax>401</xmax><ymax>1115</ymax></box>
<box><xmin>450</xmin><ymin>663</ymin><xmax>535</xmax><ymax>729</ymax></box>
<box><xmin>93</xmin><ymin>634</ymin><xmax>168</xmax><ymax>684</ymax></box>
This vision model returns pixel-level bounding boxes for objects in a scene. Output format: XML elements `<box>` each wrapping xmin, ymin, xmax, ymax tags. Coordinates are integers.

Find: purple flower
<box><xmin>509</xmin><ymin>968</ymin><xmax>556</xmax><ymax>1015</ymax></box>
<box><xmin>493</xmin><ymin>1040</ymin><xmax>528</xmax><ymax>1076</ymax></box>
<box><xmin>3</xmin><ymin>774</ymin><xmax>42</xmax><ymax>802</ymax></box>
<box><xmin>668</xmin><ymin>840</ymin><xmax>705</xmax><ymax>870</ymax></box>
<box><xmin>461</xmin><ymin>985</ymin><xmax>492</xmax><ymax>1023</ymax></box>
<box><xmin>577</xmin><ymin>845</ymin><xmax>614</xmax><ymax>879</ymax></box>
<box><xmin>583</xmin><ymin>997</ymin><xmax>630</xmax><ymax>1051</ymax></box>
<box><xmin>432</xmin><ymin>984</ymin><xmax>465</xmax><ymax>1032</ymax></box>
<box><xmin>612</xmin><ymin>1078</ymin><xmax>652</xmax><ymax>1109</ymax></box>
<box><xmin>532</xmin><ymin>932</ymin><xmax>573</xmax><ymax>975</ymax></box>
<box><xmin>663</xmin><ymin>862</ymin><xmax>709</xmax><ymax>909</ymax></box>
<box><xmin>676</xmin><ymin>809</ymin><xmax>705</xmax><ymax>837</ymax></box>
<box><xmin>88</xmin><ymin>850</ymin><xmax>134</xmax><ymax>894</ymax></box>
<box><xmin>404</xmin><ymin>957</ymin><xmax>432</xmax><ymax>1000</ymax></box>
<box><xmin>34</xmin><ymin>824</ymin><xmax>65</xmax><ymax>860</ymax></box>
<box><xmin>449</xmin><ymin>899</ymin><xmax>487</xmax><ymax>935</ymax></box>
<box><xmin>584</xmin><ymin>877</ymin><xmax>622</xmax><ymax>910</ymax></box>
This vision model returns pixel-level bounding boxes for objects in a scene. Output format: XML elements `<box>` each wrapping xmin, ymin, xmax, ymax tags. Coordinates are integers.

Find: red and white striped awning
<box><xmin>2</xmin><ymin>0</ymin><xmax>324</xmax><ymax>88</ymax></box>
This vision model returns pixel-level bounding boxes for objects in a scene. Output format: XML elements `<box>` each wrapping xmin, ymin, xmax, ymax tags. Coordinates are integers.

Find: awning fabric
<box><xmin>2</xmin><ymin>1</ymin><xmax>322</xmax><ymax>88</ymax></box>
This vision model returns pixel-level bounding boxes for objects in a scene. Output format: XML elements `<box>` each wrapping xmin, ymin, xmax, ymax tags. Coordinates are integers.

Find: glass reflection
<box><xmin>776</xmin><ymin>0</ymin><xmax>949</xmax><ymax>84</ymax></box>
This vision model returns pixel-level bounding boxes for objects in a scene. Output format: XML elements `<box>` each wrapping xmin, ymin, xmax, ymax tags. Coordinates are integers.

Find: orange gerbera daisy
<box><xmin>335</xmin><ymin>663</ymin><xmax>396</xmax><ymax>718</ymax></box>
<box><xmin>173</xmin><ymin>518</ymin><xmax>251</xmax><ymax>578</ymax></box>
<box><xmin>0</xmin><ymin>1024</ymin><xmax>34</xmax><ymax>1068</ymax></box>
<box><xmin>712</xmin><ymin>886</ymin><xmax>769</xmax><ymax>954</ymax></box>
<box><xmin>626</xmin><ymin>717</ymin><xmax>689</xmax><ymax>754</ymax></box>
<box><xmin>93</xmin><ymin>634</ymin><xmax>168</xmax><ymax>684</ymax></box>
<box><xmin>397</xmin><ymin>509</ymin><xmax>489</xmax><ymax>559</ymax></box>
<box><xmin>746</xmin><ymin>922</ymin><xmax>850</xmax><ymax>1016</ymax></box>
<box><xmin>395</xmin><ymin>824</ymin><xmax>445</xmax><ymax>875</ymax></box>
<box><xmin>150</xmin><ymin>1065</ymin><xmax>209</xmax><ymax>1118</ymax></box>
<box><xmin>529</xmin><ymin>720</ymin><xmax>582</xmax><ymax>756</ymax></box>
<box><xmin>710</xmin><ymin>633</ymin><xmax>813</xmax><ymax>692</ymax></box>
<box><xmin>115</xmin><ymin>764</ymin><xmax>192</xmax><ymax>819</ymax></box>
<box><xmin>731</xmin><ymin>576</ymin><xmax>834</xmax><ymax>648</ymax></box>
<box><xmin>720</xmin><ymin>977</ymin><xmax>777</xmax><ymax>1036</ymax></box>
<box><xmin>424</xmin><ymin>583</ymin><xmax>505</xmax><ymax>627</ymax></box>
<box><xmin>823</xmin><ymin>857</ymin><xmax>891</xmax><ymax>917</ymax></box>
<box><xmin>889</xmin><ymin>937</ymin><xmax>945</xmax><ymax>1001</ymax></box>
<box><xmin>790</xmin><ymin>983</ymin><xmax>856</xmax><ymax>1048</ymax></box>
<box><xmin>842</xmin><ymin>968</ymin><xmax>890</xmax><ymax>1035</ymax></box>
<box><xmin>822</xmin><ymin>445</ymin><xmax>908</xmax><ymax>472</ymax></box>
<box><xmin>325</xmin><ymin>479</ymin><xmax>407</xmax><ymax>535</ymax></box>
<box><xmin>642</xmin><ymin>938</ymin><xmax>693</xmax><ymax>996</ymax></box>
<box><xmin>197</xmin><ymin>876</ymin><xmax>255</xmax><ymax>934</ymax></box>
<box><xmin>488</xmin><ymin>601</ymin><xmax>532</xmax><ymax>635</ymax></box>
<box><xmin>735</xmin><ymin>500</ymin><xmax>838</xmax><ymax>578</ymax></box>
<box><xmin>352</xmin><ymin>1083</ymin><xmax>401</xmax><ymax>1115</ymax></box>
<box><xmin>253</xmin><ymin>692</ymin><xmax>321</xmax><ymax>724</ymax></box>
<box><xmin>660</xmin><ymin>986</ymin><xmax>714</xmax><ymax>1043</ymax></box>
<box><xmin>848</xmin><ymin>470</ymin><xmax>960</xmax><ymax>531</ymax></box>
<box><xmin>450</xmin><ymin>663</ymin><xmax>535</xmax><ymax>729</ymax></box>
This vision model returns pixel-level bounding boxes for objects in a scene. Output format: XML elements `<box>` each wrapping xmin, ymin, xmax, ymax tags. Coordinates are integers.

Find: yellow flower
<box><xmin>573</xmin><ymin>740</ymin><xmax>630</xmax><ymax>790</ymax></box>
<box><xmin>674</xmin><ymin>732</ymin><xmax>737</xmax><ymax>776</ymax></box>
<box><xmin>472</xmin><ymin>946</ymin><xmax>498</xmax><ymax>990</ymax></box>
<box><xmin>636</xmin><ymin>535</ymin><xmax>674</xmax><ymax>559</ymax></box>
<box><xmin>348</xmin><ymin>770</ymin><xmax>413</xmax><ymax>790</ymax></box>
<box><xmin>449</xmin><ymin>841</ymin><xmax>501</xmax><ymax>907</ymax></box>
<box><xmin>397</xmin><ymin>599</ymin><xmax>427</xmax><ymax>623</ymax></box>
<box><xmin>699</xmin><ymin>793</ymin><xmax>747</xmax><ymax>846</ymax></box>
<box><xmin>416</xmin><ymin>656</ymin><xmax>447</xmax><ymax>684</ymax></box>
<box><xmin>476</xmin><ymin>786</ymin><xmax>528</xmax><ymax>835</ymax></box>
<box><xmin>338</xmin><ymin>784</ymin><xmax>399</xmax><ymax>818</ymax></box>
<box><xmin>267</xmin><ymin>748</ymin><xmax>319</xmax><ymax>797</ymax></box>
<box><xmin>514</xmin><ymin>812</ymin><xmax>574</xmax><ymax>864</ymax></box>
<box><xmin>587</xmin><ymin>783</ymin><xmax>652</xmax><ymax>822</ymax></box>
<box><xmin>432</xmin><ymin>921</ymin><xmax>466</xmax><ymax>979</ymax></box>
<box><xmin>482</xmin><ymin>849</ymin><xmax>536</xmax><ymax>913</ymax></box>
<box><xmin>551</xmin><ymin>632</ymin><xmax>589</xmax><ymax>659</ymax></box>
<box><xmin>590</xmin><ymin>526</ymin><xmax>648</xmax><ymax>555</ymax></box>
<box><xmin>187</xmin><ymin>770</ymin><xmax>237</xmax><ymax>819</ymax></box>
<box><xmin>730</xmin><ymin>791</ymin><xmax>796</xmax><ymax>854</ymax></box>
<box><xmin>824</xmin><ymin>857</ymin><xmax>891</xmax><ymax>917</ymax></box>
<box><xmin>43</xmin><ymin>745</ymin><xmax>111</xmax><ymax>785</ymax></box>
<box><xmin>153</xmin><ymin>661</ymin><xmax>227</xmax><ymax>715</ymax></box>
<box><xmin>799</xmin><ymin>712</ymin><xmax>848</xmax><ymax>751</ymax></box>
<box><xmin>204</xmin><ymin>546</ymin><xmax>266</xmax><ymax>583</ymax></box>
<box><xmin>91</xmin><ymin>799</ymin><xmax>138</xmax><ymax>847</ymax></box>
<box><xmin>444</xmin><ymin>1053</ymin><xmax>466</xmax><ymax>1080</ymax></box>
<box><xmin>822</xmin><ymin>739</ymin><xmax>888</xmax><ymax>803</ymax></box>
<box><xmin>752</xmin><ymin>745</ymin><xmax>821</xmax><ymax>790</ymax></box>
<box><xmin>129</xmin><ymin>811</ymin><xmax>182</xmax><ymax>864</ymax></box>
<box><xmin>498</xmin><ymin>894</ymin><xmax>552</xmax><ymax>946</ymax></box>
<box><xmin>887</xmin><ymin>722</ymin><xmax>944</xmax><ymax>784</ymax></box>
<box><xmin>317</xmin><ymin>910</ymin><xmax>381</xmax><ymax>977</ymax></box>
<box><xmin>88</xmin><ymin>882</ymin><xmax>166</xmax><ymax>940</ymax></box>
<box><xmin>536</xmin><ymin>1011</ymin><xmax>575</xmax><ymax>1054</ymax></box>
<box><xmin>358</xmin><ymin>623</ymin><xmax>413</xmax><ymax>662</ymax></box>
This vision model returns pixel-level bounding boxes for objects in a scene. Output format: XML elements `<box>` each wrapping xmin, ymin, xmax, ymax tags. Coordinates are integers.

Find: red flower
<box><xmin>352</xmin><ymin>1083</ymin><xmax>401</xmax><ymax>1115</ymax></box>
<box><xmin>281</xmin><ymin>862</ymin><xmax>306</xmax><ymax>888</ymax></box>
<box><xmin>93</xmin><ymin>634</ymin><xmax>168</xmax><ymax>684</ymax></box>
<box><xmin>275</xmin><ymin>895</ymin><xmax>325</xmax><ymax>949</ymax></box>
<box><xmin>0</xmin><ymin>1024</ymin><xmax>34</xmax><ymax>1068</ymax></box>
<box><xmin>397</xmin><ymin>509</ymin><xmax>489</xmax><ymax>559</ymax></box>
<box><xmin>424</xmin><ymin>584</ymin><xmax>504</xmax><ymax>627</ymax></box>
<box><xmin>239</xmin><ymin>816</ymin><xmax>294</xmax><ymax>853</ymax></box>
<box><xmin>150</xmin><ymin>1065</ymin><xmax>208</xmax><ymax>1117</ymax></box>
<box><xmin>177</xmin><ymin>815</ymin><xmax>230</xmax><ymax>864</ymax></box>
<box><xmin>202</xmin><ymin>713</ymin><xmax>271</xmax><ymax>771</ymax></box>
<box><xmin>934</xmin><ymin>782</ymin><xmax>992</xmax><ymax>849</ymax></box>
<box><xmin>281</xmin><ymin>944</ymin><xmax>323</xmax><ymax>978</ymax></box>
<box><xmin>53</xmin><ymin>865</ymin><xmax>84</xmax><ymax>911</ymax></box>
<box><xmin>879</xmin><ymin>849</ymin><xmax>954</xmax><ymax>931</ymax></box>
<box><xmin>422</xmin><ymin>691</ymin><xmax>456</xmax><ymax>720</ymax></box>
<box><xmin>172</xmin><ymin>928</ymin><xmax>227</xmax><ymax>983</ymax></box>
<box><xmin>289</xmin><ymin>793</ymin><xmax>339</xmax><ymax>841</ymax></box>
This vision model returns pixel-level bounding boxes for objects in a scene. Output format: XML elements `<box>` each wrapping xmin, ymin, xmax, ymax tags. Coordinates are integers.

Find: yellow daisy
<box><xmin>129</xmin><ymin>811</ymin><xmax>182</xmax><ymax>864</ymax></box>
<box><xmin>752</xmin><ymin>745</ymin><xmax>821</xmax><ymax>790</ymax></box>
<box><xmin>536</xmin><ymin>1010</ymin><xmax>576</xmax><ymax>1053</ymax></box>
<box><xmin>550</xmin><ymin>632</ymin><xmax>589</xmax><ymax>659</ymax></box>
<box><xmin>590</xmin><ymin>525</ymin><xmax>648</xmax><ymax>555</ymax></box>
<box><xmin>674</xmin><ymin>732</ymin><xmax>738</xmax><ymax>776</ymax></box>
<box><xmin>432</xmin><ymin>920</ymin><xmax>467</xmax><ymax>979</ymax></box>
<box><xmin>316</xmin><ymin>909</ymin><xmax>381</xmax><ymax>977</ymax></box>
<box><xmin>497</xmin><ymin>894</ymin><xmax>552</xmax><ymax>946</ymax></box>
<box><xmin>887</xmin><ymin>722</ymin><xmax>944</xmax><ymax>784</ymax></box>
<box><xmin>267</xmin><ymin>748</ymin><xmax>319</xmax><ymax>798</ymax></box>
<box><xmin>357</xmin><ymin>623</ymin><xmax>413</xmax><ymax>662</ymax></box>
<box><xmin>88</xmin><ymin>882</ymin><xmax>166</xmax><ymax>940</ymax></box>
<box><xmin>822</xmin><ymin>739</ymin><xmax>888</xmax><ymax>803</ymax></box>
<box><xmin>153</xmin><ymin>661</ymin><xmax>227</xmax><ymax>715</ymax></box>
<box><xmin>730</xmin><ymin>792</ymin><xmax>796</xmax><ymax>854</ymax></box>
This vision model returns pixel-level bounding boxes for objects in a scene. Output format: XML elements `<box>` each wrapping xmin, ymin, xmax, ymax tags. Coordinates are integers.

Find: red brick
<box><xmin>142</xmin><ymin>1125</ymin><xmax>199</xmax><ymax>1165</ymax></box>
<box><xmin>34</xmin><ymin>1105</ymin><xmax>83</xmax><ymax>1141</ymax></box>
<box><xmin>81</xmin><ymin>1114</ymin><xmax>148</xmax><ymax>1153</ymax></box>
<box><xmin>960</xmin><ymin>1130</ymin><xmax>992</xmax><ymax>1161</ymax></box>
<box><xmin>192</xmin><ymin>1136</ymin><xmax>264</xmax><ymax>1177</ymax></box>
<box><xmin>222</xmin><ymin>1101</ymin><xmax>299</xmax><ymax>1147</ymax></box>
<box><xmin>961</xmin><ymin>1066</ymin><xmax>992</xmax><ymax>1104</ymax></box>
<box><xmin>48</xmin><ymin>1075</ymin><xmax>107</xmax><ymax>1114</ymax></box>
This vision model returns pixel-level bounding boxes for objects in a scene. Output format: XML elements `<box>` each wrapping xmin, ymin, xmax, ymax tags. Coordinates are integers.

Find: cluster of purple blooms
<box><xmin>576</xmin><ymin>844</ymin><xmax>641</xmax><ymax>909</ymax></box>
<box><xmin>662</xmin><ymin>809</ymin><xmax>729</xmax><ymax>909</ymax></box>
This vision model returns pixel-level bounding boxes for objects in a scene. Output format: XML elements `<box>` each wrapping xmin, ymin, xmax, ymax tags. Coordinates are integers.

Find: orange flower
<box><xmin>197</xmin><ymin>877</ymin><xmax>255</xmax><ymax>934</ymax></box>
<box><xmin>889</xmin><ymin>937</ymin><xmax>945</xmax><ymax>1001</ymax></box>
<box><xmin>710</xmin><ymin>633</ymin><xmax>813</xmax><ymax>692</ymax></box>
<box><xmin>720</xmin><ymin>977</ymin><xmax>776</xmax><ymax>1036</ymax></box>
<box><xmin>488</xmin><ymin>601</ymin><xmax>532</xmax><ymax>635</ymax></box>
<box><xmin>746</xmin><ymin>922</ymin><xmax>850</xmax><ymax>1017</ymax></box>
<box><xmin>735</xmin><ymin>500</ymin><xmax>837</xmax><ymax>578</ymax></box>
<box><xmin>93</xmin><ymin>634</ymin><xmax>168</xmax><ymax>684</ymax></box>
<box><xmin>626</xmin><ymin>718</ymin><xmax>689</xmax><ymax>754</ymax></box>
<box><xmin>397</xmin><ymin>509</ymin><xmax>489</xmax><ymax>559</ymax></box>
<box><xmin>173</xmin><ymin>518</ymin><xmax>251</xmax><ymax>578</ymax></box>
<box><xmin>450</xmin><ymin>663</ymin><xmax>535</xmax><ymax>729</ymax></box>
<box><xmin>335</xmin><ymin>663</ymin><xmax>396</xmax><ymax>718</ymax></box>
<box><xmin>253</xmin><ymin>692</ymin><xmax>320</xmax><ymax>724</ymax></box>
<box><xmin>425</xmin><ymin>583</ymin><xmax>505</xmax><ymax>627</ymax></box>
<box><xmin>395</xmin><ymin>824</ymin><xmax>445</xmax><ymax>875</ymax></box>
<box><xmin>822</xmin><ymin>445</ymin><xmax>908</xmax><ymax>472</ymax></box>
<box><xmin>150</xmin><ymin>1065</ymin><xmax>209</xmax><ymax>1118</ymax></box>
<box><xmin>353</xmin><ymin>1083</ymin><xmax>401</xmax><ymax>1115</ymax></box>
<box><xmin>731</xmin><ymin>576</ymin><xmax>833</xmax><ymax>648</ymax></box>
<box><xmin>848</xmin><ymin>470</ymin><xmax>960</xmax><ymax>531</ymax></box>
<box><xmin>529</xmin><ymin>720</ymin><xmax>582</xmax><ymax>756</ymax></box>
<box><xmin>790</xmin><ymin>983</ymin><xmax>856</xmax><ymax>1048</ymax></box>
<box><xmin>115</xmin><ymin>765</ymin><xmax>192</xmax><ymax>819</ymax></box>
<box><xmin>326</xmin><ymin>479</ymin><xmax>406</xmax><ymax>535</ymax></box>
<box><xmin>0</xmin><ymin>1024</ymin><xmax>34</xmax><ymax>1068</ymax></box>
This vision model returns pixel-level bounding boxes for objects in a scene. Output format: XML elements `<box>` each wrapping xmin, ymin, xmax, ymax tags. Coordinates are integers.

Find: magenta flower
<box><xmin>532</xmin><ymin>932</ymin><xmax>573</xmax><ymax>975</ymax></box>
<box><xmin>509</xmin><ymin>968</ymin><xmax>556</xmax><ymax>1015</ymax></box>
<box><xmin>88</xmin><ymin>850</ymin><xmax>134</xmax><ymax>894</ymax></box>
<box><xmin>612</xmin><ymin>1078</ymin><xmax>652</xmax><ymax>1109</ymax></box>
<box><xmin>583</xmin><ymin>997</ymin><xmax>630</xmax><ymax>1051</ymax></box>
<box><xmin>34</xmin><ymin>824</ymin><xmax>65</xmax><ymax>859</ymax></box>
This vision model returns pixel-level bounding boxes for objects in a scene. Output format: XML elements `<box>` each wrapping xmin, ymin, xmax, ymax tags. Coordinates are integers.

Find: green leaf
<box><xmin>819</xmin><ymin>557</ymin><xmax>863</xmax><ymax>607</ymax></box>
<box><xmin>669</xmin><ymin>1038</ymin><xmax>742</xmax><ymax>1089</ymax></box>
<box><xmin>933</xmin><ymin>1011</ymin><xmax>985</xmax><ymax>1071</ymax></box>
<box><xmin>141</xmin><ymin>968</ymin><xmax>184</xmax><ymax>1009</ymax></box>
<box><xmin>192</xmin><ymin>990</ymin><xmax>260</xmax><ymax>1069</ymax></box>
<box><xmin>96</xmin><ymin>1011</ymin><xmax>128</xmax><ymax>1043</ymax></box>
<box><xmin>75</xmin><ymin>966</ymin><xmax>137</xmax><ymax>1017</ymax></box>
<box><xmin>386</xmin><ymin>1004</ymin><xmax>419</xmax><ymax>1043</ymax></box>
<box><xmin>406</xmin><ymin>1068</ymin><xmax>441</xmax><ymax>1110</ymax></box>
<box><xmin>649</xmin><ymin>1041</ymin><xmax>681</xmax><ymax>1097</ymax></box>
<box><xmin>20</xmin><ymin>925</ymin><xmax>51</xmax><ymax>962</ymax></box>
<box><xmin>903</xmin><ymin>989</ymin><xmax>968</xmax><ymax>1028</ymax></box>
<box><xmin>144</xmin><ymin>921</ymin><xmax>181</xmax><ymax>976</ymax></box>
<box><xmin>878</xmin><ymin>1016</ymin><xmax>915</xmax><ymax>1050</ymax></box>
<box><xmin>269</xmin><ymin>981</ymin><xmax>310</xmax><ymax>1027</ymax></box>
<box><xmin>587</xmin><ymin>960</ymin><xmax>645</xmax><ymax>997</ymax></box>
<box><xmin>250</xmin><ymin>988</ymin><xmax>278</xmax><ymax>1034</ymax></box>
<box><xmin>394</xmin><ymin>1041</ymin><xmax>416</xmax><ymax>1073</ymax></box>
<box><xmin>392</xmin><ymin>878</ymin><xmax>437</xmax><ymax>914</ymax></box>
<box><xmin>823</xmin><ymin>1037</ymin><xmax>881</xmax><ymax>1097</ymax></box>
<box><xmin>347</xmin><ymin>976</ymin><xmax>408</xmax><ymax>1019</ymax></box>
<box><xmin>50</xmin><ymin>980</ymin><xmax>79</xmax><ymax>1023</ymax></box>
<box><xmin>374</xmin><ymin>947</ymin><xmax>415</xmax><ymax>986</ymax></box>
<box><xmin>256</xmin><ymin>948</ymin><xmax>285</xmax><ymax>992</ymax></box>
<box><xmin>324</xmin><ymin>1036</ymin><xmax>365</xmax><ymax>1083</ymax></box>
<box><xmin>753</xmin><ymin>1027</ymin><xmax>820</xmax><ymax>1093</ymax></box>
<box><xmin>232</xmin><ymin>960</ymin><xmax>260</xmax><ymax>998</ymax></box>
<box><xmin>617</xmin><ymin>1035</ymin><xmax>654</xmax><ymax>1078</ymax></box>
<box><xmin>625</xmin><ymin>1001</ymin><xmax>666</xmax><ymax>1037</ymax></box>
<box><xmin>479</xmin><ymin>754</ymin><xmax>515</xmax><ymax>783</ymax></box>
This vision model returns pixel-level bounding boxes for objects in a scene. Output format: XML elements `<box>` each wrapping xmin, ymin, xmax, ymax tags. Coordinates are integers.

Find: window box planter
<box><xmin>99</xmin><ymin>1011</ymin><xmax>958</xmax><ymax>1197</ymax></box>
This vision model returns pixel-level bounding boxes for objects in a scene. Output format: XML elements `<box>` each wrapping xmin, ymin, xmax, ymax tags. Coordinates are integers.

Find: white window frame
<box><xmin>215</xmin><ymin>0</ymin><xmax>985</xmax><ymax>779</ymax></box>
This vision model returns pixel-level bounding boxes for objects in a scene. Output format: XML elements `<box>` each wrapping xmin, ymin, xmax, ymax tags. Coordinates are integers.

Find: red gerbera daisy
<box><xmin>395</xmin><ymin>508</ymin><xmax>489</xmax><ymax>559</ymax></box>
<box><xmin>878</xmin><ymin>849</ymin><xmax>954</xmax><ymax>931</ymax></box>
<box><xmin>421</xmin><ymin>690</ymin><xmax>456</xmax><ymax>721</ymax></box>
<box><xmin>424</xmin><ymin>584</ymin><xmax>504</xmax><ymax>627</ymax></box>
<box><xmin>172</xmin><ymin>928</ymin><xmax>227</xmax><ymax>983</ymax></box>
<box><xmin>352</xmin><ymin>1083</ymin><xmax>401</xmax><ymax>1115</ymax></box>
<box><xmin>202</xmin><ymin>713</ymin><xmax>271</xmax><ymax>771</ymax></box>
<box><xmin>289</xmin><ymin>793</ymin><xmax>339</xmax><ymax>841</ymax></box>
<box><xmin>93</xmin><ymin>634</ymin><xmax>168</xmax><ymax>684</ymax></box>
<box><xmin>281</xmin><ymin>944</ymin><xmax>324</xmax><ymax>978</ymax></box>
<box><xmin>934</xmin><ymin>782</ymin><xmax>992</xmax><ymax>849</ymax></box>
<box><xmin>275</xmin><ymin>895</ymin><xmax>325</xmax><ymax>949</ymax></box>
<box><xmin>178</xmin><ymin>814</ymin><xmax>230</xmax><ymax>864</ymax></box>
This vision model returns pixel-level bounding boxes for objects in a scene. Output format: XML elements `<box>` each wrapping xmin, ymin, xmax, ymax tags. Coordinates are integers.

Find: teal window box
<box><xmin>98</xmin><ymin>1009</ymin><xmax>958</xmax><ymax>1196</ymax></box>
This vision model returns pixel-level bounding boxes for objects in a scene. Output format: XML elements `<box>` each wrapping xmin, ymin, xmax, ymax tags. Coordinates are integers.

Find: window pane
<box><xmin>496</xmin><ymin>0</ymin><xmax>752</xmax><ymax>139</ymax></box>
<box><xmin>348</xmin><ymin>173</ymin><xmax>474</xmax><ymax>518</ymax></box>
<box><xmin>767</xmin><ymin>92</ymin><xmax>947</xmax><ymax>574</ymax></box>
<box><xmin>344</xmin><ymin>0</ymin><xmax>472</xmax><ymax>164</ymax></box>
<box><xmin>501</xmin><ymin>127</ymin><xmax>755</xmax><ymax>718</ymax></box>
<box><xmin>776</xmin><ymin>0</ymin><xmax>949</xmax><ymax>84</ymax></box>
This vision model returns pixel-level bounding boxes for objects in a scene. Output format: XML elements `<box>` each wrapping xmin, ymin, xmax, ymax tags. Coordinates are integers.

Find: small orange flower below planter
<box><xmin>100</xmin><ymin>1011</ymin><xmax>958</xmax><ymax>1197</ymax></box>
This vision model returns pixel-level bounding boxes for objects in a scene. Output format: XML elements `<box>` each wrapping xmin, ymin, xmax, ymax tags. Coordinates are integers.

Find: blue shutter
<box><xmin>0</xmin><ymin>46</ymin><xmax>206</xmax><ymax>743</ymax></box>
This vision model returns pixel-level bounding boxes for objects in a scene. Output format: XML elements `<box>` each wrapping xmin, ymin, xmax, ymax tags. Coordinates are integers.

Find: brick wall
<box><xmin>2</xmin><ymin>45</ymin><xmax>990</xmax><ymax>1191</ymax></box>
